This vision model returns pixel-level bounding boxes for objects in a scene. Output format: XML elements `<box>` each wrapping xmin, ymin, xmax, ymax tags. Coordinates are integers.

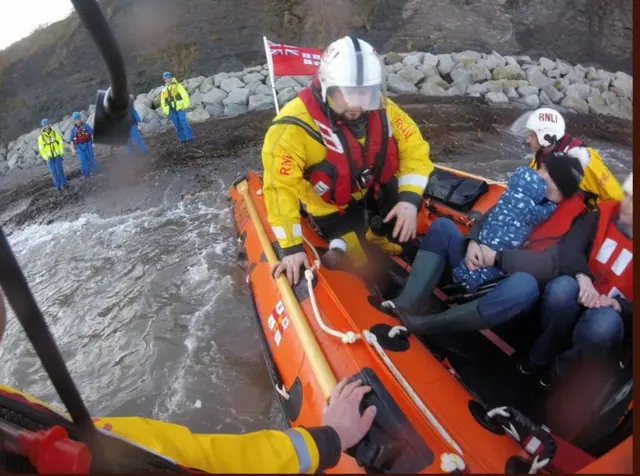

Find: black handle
<box><xmin>70</xmin><ymin>0</ymin><xmax>133</xmax><ymax>146</ymax></box>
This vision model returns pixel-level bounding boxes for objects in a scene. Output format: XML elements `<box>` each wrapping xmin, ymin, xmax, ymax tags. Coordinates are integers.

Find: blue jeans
<box><xmin>168</xmin><ymin>109</ymin><xmax>193</xmax><ymax>142</ymax></box>
<box><xmin>76</xmin><ymin>143</ymin><xmax>97</xmax><ymax>176</ymax></box>
<box><xmin>420</xmin><ymin>218</ymin><xmax>539</xmax><ymax>326</ymax></box>
<box><xmin>46</xmin><ymin>156</ymin><xmax>67</xmax><ymax>190</ymax></box>
<box><xmin>529</xmin><ymin>275</ymin><xmax>624</xmax><ymax>375</ymax></box>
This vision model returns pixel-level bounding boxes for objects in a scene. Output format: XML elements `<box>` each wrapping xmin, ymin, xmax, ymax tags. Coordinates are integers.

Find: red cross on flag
<box><xmin>264</xmin><ymin>37</ymin><xmax>323</xmax><ymax>77</ymax></box>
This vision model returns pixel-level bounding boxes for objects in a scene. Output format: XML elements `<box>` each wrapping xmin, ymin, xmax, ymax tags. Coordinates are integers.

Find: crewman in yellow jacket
<box><xmin>262</xmin><ymin>36</ymin><xmax>434</xmax><ymax>285</ymax></box>
<box><xmin>37</xmin><ymin>118</ymin><xmax>68</xmax><ymax>191</ymax></box>
<box><xmin>511</xmin><ymin>107</ymin><xmax>623</xmax><ymax>203</ymax></box>
<box><xmin>161</xmin><ymin>71</ymin><xmax>194</xmax><ymax>143</ymax></box>
<box><xmin>0</xmin><ymin>288</ymin><xmax>375</xmax><ymax>474</ymax></box>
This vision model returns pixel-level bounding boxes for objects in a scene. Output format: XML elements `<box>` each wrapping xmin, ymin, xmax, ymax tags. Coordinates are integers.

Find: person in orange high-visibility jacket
<box><xmin>161</xmin><ymin>71</ymin><xmax>194</xmax><ymax>143</ymax></box>
<box><xmin>0</xmin><ymin>291</ymin><xmax>375</xmax><ymax>474</ymax></box>
<box><xmin>262</xmin><ymin>36</ymin><xmax>434</xmax><ymax>285</ymax></box>
<box><xmin>511</xmin><ymin>107</ymin><xmax>623</xmax><ymax>203</ymax></box>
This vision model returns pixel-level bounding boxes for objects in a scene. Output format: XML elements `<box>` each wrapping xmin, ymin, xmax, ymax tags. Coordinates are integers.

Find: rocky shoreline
<box><xmin>0</xmin><ymin>49</ymin><xmax>632</xmax><ymax>176</ymax></box>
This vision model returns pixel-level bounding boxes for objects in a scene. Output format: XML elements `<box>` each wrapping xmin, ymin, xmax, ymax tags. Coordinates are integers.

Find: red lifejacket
<box><xmin>533</xmin><ymin>134</ymin><xmax>584</xmax><ymax>169</ymax></box>
<box><xmin>294</xmin><ymin>83</ymin><xmax>399</xmax><ymax>206</ymax></box>
<box><xmin>72</xmin><ymin>125</ymin><xmax>92</xmax><ymax>145</ymax></box>
<box><xmin>587</xmin><ymin>201</ymin><xmax>633</xmax><ymax>300</ymax></box>
<box><xmin>523</xmin><ymin>192</ymin><xmax>587</xmax><ymax>251</ymax></box>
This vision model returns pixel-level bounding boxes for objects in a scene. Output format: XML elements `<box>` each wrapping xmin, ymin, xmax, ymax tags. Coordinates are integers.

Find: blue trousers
<box><xmin>528</xmin><ymin>275</ymin><xmax>624</xmax><ymax>376</ymax></box>
<box><xmin>47</xmin><ymin>156</ymin><xmax>67</xmax><ymax>190</ymax></box>
<box><xmin>168</xmin><ymin>109</ymin><xmax>193</xmax><ymax>143</ymax></box>
<box><xmin>452</xmin><ymin>261</ymin><xmax>506</xmax><ymax>293</ymax></box>
<box><xmin>419</xmin><ymin>217</ymin><xmax>539</xmax><ymax>326</ymax></box>
<box><xmin>128</xmin><ymin>125</ymin><xmax>148</xmax><ymax>155</ymax></box>
<box><xmin>76</xmin><ymin>143</ymin><xmax>97</xmax><ymax>176</ymax></box>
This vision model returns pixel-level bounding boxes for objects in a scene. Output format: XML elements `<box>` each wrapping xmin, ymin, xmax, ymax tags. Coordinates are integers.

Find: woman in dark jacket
<box><xmin>517</xmin><ymin>172</ymin><xmax>633</xmax><ymax>388</ymax></box>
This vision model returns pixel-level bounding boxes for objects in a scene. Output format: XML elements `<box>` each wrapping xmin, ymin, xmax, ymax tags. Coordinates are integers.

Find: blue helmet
<box><xmin>163</xmin><ymin>71</ymin><xmax>173</xmax><ymax>80</ymax></box>
<box><xmin>41</xmin><ymin>119</ymin><xmax>50</xmax><ymax>127</ymax></box>
<box><xmin>72</xmin><ymin>112</ymin><xmax>82</xmax><ymax>121</ymax></box>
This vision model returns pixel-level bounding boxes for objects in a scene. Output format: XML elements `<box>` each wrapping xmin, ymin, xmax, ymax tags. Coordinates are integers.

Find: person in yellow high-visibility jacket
<box><xmin>37</xmin><ymin>118</ymin><xmax>68</xmax><ymax>191</ymax></box>
<box><xmin>0</xmin><ymin>290</ymin><xmax>375</xmax><ymax>474</ymax></box>
<box><xmin>262</xmin><ymin>36</ymin><xmax>434</xmax><ymax>285</ymax></box>
<box><xmin>161</xmin><ymin>71</ymin><xmax>194</xmax><ymax>143</ymax></box>
<box><xmin>511</xmin><ymin>107</ymin><xmax>623</xmax><ymax>203</ymax></box>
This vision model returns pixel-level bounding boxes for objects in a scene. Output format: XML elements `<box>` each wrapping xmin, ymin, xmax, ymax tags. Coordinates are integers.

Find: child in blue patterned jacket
<box><xmin>452</xmin><ymin>166</ymin><xmax>558</xmax><ymax>293</ymax></box>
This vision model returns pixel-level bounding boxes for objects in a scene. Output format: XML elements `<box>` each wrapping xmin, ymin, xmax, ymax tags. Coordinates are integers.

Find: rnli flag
<box><xmin>265</xmin><ymin>38</ymin><xmax>322</xmax><ymax>77</ymax></box>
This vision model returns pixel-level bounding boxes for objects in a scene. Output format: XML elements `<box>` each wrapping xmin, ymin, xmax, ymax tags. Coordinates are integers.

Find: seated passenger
<box><xmin>382</xmin><ymin>152</ymin><xmax>584</xmax><ymax>335</ymax></box>
<box><xmin>452</xmin><ymin>166</ymin><xmax>557</xmax><ymax>293</ymax></box>
<box><xmin>512</xmin><ymin>107</ymin><xmax>623</xmax><ymax>203</ymax></box>
<box><xmin>519</xmin><ymin>172</ymin><xmax>633</xmax><ymax>389</ymax></box>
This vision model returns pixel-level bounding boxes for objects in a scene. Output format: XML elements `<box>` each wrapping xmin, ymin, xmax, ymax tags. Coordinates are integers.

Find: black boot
<box><xmin>383</xmin><ymin>250</ymin><xmax>444</xmax><ymax>314</ymax></box>
<box><xmin>395</xmin><ymin>300</ymin><xmax>486</xmax><ymax>336</ymax></box>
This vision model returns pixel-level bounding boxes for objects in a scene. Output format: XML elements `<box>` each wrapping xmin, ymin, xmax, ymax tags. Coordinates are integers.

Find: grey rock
<box><xmin>223</xmin><ymin>88</ymin><xmax>251</xmax><ymax>106</ymax></box>
<box><xmin>189</xmin><ymin>92</ymin><xmax>204</xmax><ymax>109</ymax></box>
<box><xmin>186</xmin><ymin>108</ymin><xmax>211</xmax><ymax>123</ymax></box>
<box><xmin>402</xmin><ymin>53</ymin><xmax>424</xmax><ymax>67</ymax></box>
<box><xmin>248</xmin><ymin>95</ymin><xmax>275</xmax><ymax>111</ymax></box>
<box><xmin>436</xmin><ymin>55</ymin><xmax>455</xmax><ymax>75</ymax></box>
<box><xmin>453</xmin><ymin>50</ymin><xmax>482</xmax><ymax>64</ymax></box>
<box><xmin>471</xmin><ymin>65</ymin><xmax>492</xmax><ymax>82</ymax></box>
<box><xmin>242</xmin><ymin>72</ymin><xmax>264</xmax><ymax>84</ymax></box>
<box><xmin>397</xmin><ymin>65</ymin><xmax>424</xmax><ymax>85</ymax></box>
<box><xmin>142</xmin><ymin>118</ymin><xmax>163</xmax><ymax>135</ymax></box>
<box><xmin>384</xmin><ymin>52</ymin><xmax>403</xmax><ymax>65</ymax></box>
<box><xmin>256</xmin><ymin>84</ymin><xmax>272</xmax><ymax>96</ymax></box>
<box><xmin>449</xmin><ymin>65</ymin><xmax>474</xmax><ymax>87</ymax></box>
<box><xmin>561</xmin><ymin>97</ymin><xmax>589</xmax><ymax>114</ymax></box>
<box><xmin>277</xmin><ymin>87</ymin><xmax>298</xmax><ymax>106</ymax></box>
<box><xmin>386</xmin><ymin>74</ymin><xmax>418</xmax><ymax>94</ymax></box>
<box><xmin>245</xmin><ymin>80</ymin><xmax>264</xmax><ymax>95</ymax></box>
<box><xmin>556</xmin><ymin>60</ymin><xmax>573</xmax><ymax>76</ymax></box>
<box><xmin>539</xmin><ymin>57</ymin><xmax>555</xmax><ymax>72</ymax></box>
<box><xmin>484</xmin><ymin>92</ymin><xmax>507</xmax><ymax>104</ymax></box>
<box><xmin>213</xmin><ymin>72</ymin><xmax>230</xmax><ymax>87</ymax></box>
<box><xmin>539</xmin><ymin>89</ymin><xmax>553</xmax><ymax>106</ymax></box>
<box><xmin>601</xmin><ymin>91</ymin><xmax>619</xmax><ymax>106</ymax></box>
<box><xmin>419</xmin><ymin>64</ymin><xmax>440</xmax><ymax>78</ymax></box>
<box><xmin>292</xmin><ymin>76</ymin><xmax>313</xmax><ymax>87</ymax></box>
<box><xmin>422</xmin><ymin>53</ymin><xmax>439</xmax><ymax>67</ymax></box>
<box><xmin>220</xmin><ymin>77</ymin><xmax>245</xmax><ymax>93</ymax></box>
<box><xmin>424</xmin><ymin>75</ymin><xmax>448</xmax><ymax>89</ymax></box>
<box><xmin>542</xmin><ymin>85</ymin><xmax>564</xmax><ymax>104</ymax></box>
<box><xmin>202</xmin><ymin>88</ymin><xmax>228</xmax><ymax>106</ymax></box>
<box><xmin>467</xmin><ymin>83</ymin><xmax>489</xmax><ymax>96</ymax></box>
<box><xmin>224</xmin><ymin>104</ymin><xmax>248</xmax><ymax>116</ymax></box>
<box><xmin>505</xmin><ymin>87</ymin><xmax>519</xmax><ymax>100</ymax></box>
<box><xmin>274</xmin><ymin>76</ymin><xmax>300</xmax><ymax>91</ymax></box>
<box><xmin>518</xmin><ymin>85</ymin><xmax>539</xmax><ymax>97</ymax></box>
<box><xmin>445</xmin><ymin>82</ymin><xmax>467</xmax><ymax>96</ymax></box>
<box><xmin>205</xmin><ymin>104</ymin><xmax>225</xmax><ymax>117</ymax></box>
<box><xmin>492</xmin><ymin>65</ymin><xmax>525</xmax><ymax>81</ymax></box>
<box><xmin>564</xmin><ymin>83</ymin><xmax>591</xmax><ymax>101</ymax></box>
<box><xmin>512</xmin><ymin>94</ymin><xmax>540</xmax><ymax>109</ymax></box>
<box><xmin>527</xmin><ymin>68</ymin><xmax>553</xmax><ymax>88</ymax></box>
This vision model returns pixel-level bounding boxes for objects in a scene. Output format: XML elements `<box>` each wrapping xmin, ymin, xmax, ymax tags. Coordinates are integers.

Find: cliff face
<box><xmin>0</xmin><ymin>0</ymin><xmax>632</xmax><ymax>143</ymax></box>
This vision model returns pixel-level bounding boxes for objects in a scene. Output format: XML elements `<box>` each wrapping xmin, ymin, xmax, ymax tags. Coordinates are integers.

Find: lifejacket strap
<box><xmin>271</xmin><ymin>117</ymin><xmax>324</xmax><ymax>146</ymax></box>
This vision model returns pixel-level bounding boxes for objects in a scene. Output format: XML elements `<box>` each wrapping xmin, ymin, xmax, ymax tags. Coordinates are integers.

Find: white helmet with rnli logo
<box><xmin>509</xmin><ymin>107</ymin><xmax>566</xmax><ymax>147</ymax></box>
<box><xmin>318</xmin><ymin>36</ymin><xmax>384</xmax><ymax>112</ymax></box>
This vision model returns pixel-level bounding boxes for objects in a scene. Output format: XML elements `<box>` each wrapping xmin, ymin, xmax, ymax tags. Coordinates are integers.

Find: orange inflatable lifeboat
<box><xmin>228</xmin><ymin>164</ymin><xmax>632</xmax><ymax>474</ymax></box>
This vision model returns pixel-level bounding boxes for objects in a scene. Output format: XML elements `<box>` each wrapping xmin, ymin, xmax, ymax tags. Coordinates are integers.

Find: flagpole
<box><xmin>263</xmin><ymin>36</ymin><xmax>281</xmax><ymax>114</ymax></box>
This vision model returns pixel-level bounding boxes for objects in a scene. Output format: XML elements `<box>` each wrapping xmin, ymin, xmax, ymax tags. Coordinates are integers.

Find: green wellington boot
<box><xmin>395</xmin><ymin>299</ymin><xmax>487</xmax><ymax>336</ymax></box>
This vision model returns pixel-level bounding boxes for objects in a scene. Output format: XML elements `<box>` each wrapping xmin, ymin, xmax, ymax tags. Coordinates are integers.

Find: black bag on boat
<box><xmin>423</xmin><ymin>169</ymin><xmax>489</xmax><ymax>213</ymax></box>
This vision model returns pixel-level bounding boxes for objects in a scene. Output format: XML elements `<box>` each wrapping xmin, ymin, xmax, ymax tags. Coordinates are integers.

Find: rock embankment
<box><xmin>0</xmin><ymin>50</ymin><xmax>632</xmax><ymax>176</ymax></box>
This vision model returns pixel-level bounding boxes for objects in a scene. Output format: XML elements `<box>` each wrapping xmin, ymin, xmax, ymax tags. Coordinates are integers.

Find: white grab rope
<box><xmin>295</xmin><ymin>236</ymin><xmax>464</xmax><ymax>458</ymax></box>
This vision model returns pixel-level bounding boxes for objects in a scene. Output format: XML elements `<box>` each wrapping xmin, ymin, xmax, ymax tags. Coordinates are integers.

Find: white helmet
<box><xmin>318</xmin><ymin>36</ymin><xmax>383</xmax><ymax>112</ymax></box>
<box><xmin>509</xmin><ymin>107</ymin><xmax>566</xmax><ymax>147</ymax></box>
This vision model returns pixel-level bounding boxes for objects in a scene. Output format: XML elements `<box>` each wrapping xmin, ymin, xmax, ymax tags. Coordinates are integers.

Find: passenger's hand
<box><xmin>576</xmin><ymin>274</ymin><xmax>599</xmax><ymax>308</ymax></box>
<box><xmin>271</xmin><ymin>251</ymin><xmax>311</xmax><ymax>286</ymax></box>
<box><xmin>322</xmin><ymin>378</ymin><xmax>377</xmax><ymax>451</ymax></box>
<box><xmin>383</xmin><ymin>202</ymin><xmax>417</xmax><ymax>243</ymax></box>
<box><xmin>465</xmin><ymin>240</ymin><xmax>484</xmax><ymax>271</ymax></box>
<box><xmin>595</xmin><ymin>295</ymin><xmax>622</xmax><ymax>313</ymax></box>
<box><xmin>479</xmin><ymin>244</ymin><xmax>497</xmax><ymax>267</ymax></box>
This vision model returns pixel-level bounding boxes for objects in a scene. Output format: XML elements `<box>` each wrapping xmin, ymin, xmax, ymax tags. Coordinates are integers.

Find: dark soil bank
<box><xmin>0</xmin><ymin>0</ymin><xmax>632</xmax><ymax>143</ymax></box>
